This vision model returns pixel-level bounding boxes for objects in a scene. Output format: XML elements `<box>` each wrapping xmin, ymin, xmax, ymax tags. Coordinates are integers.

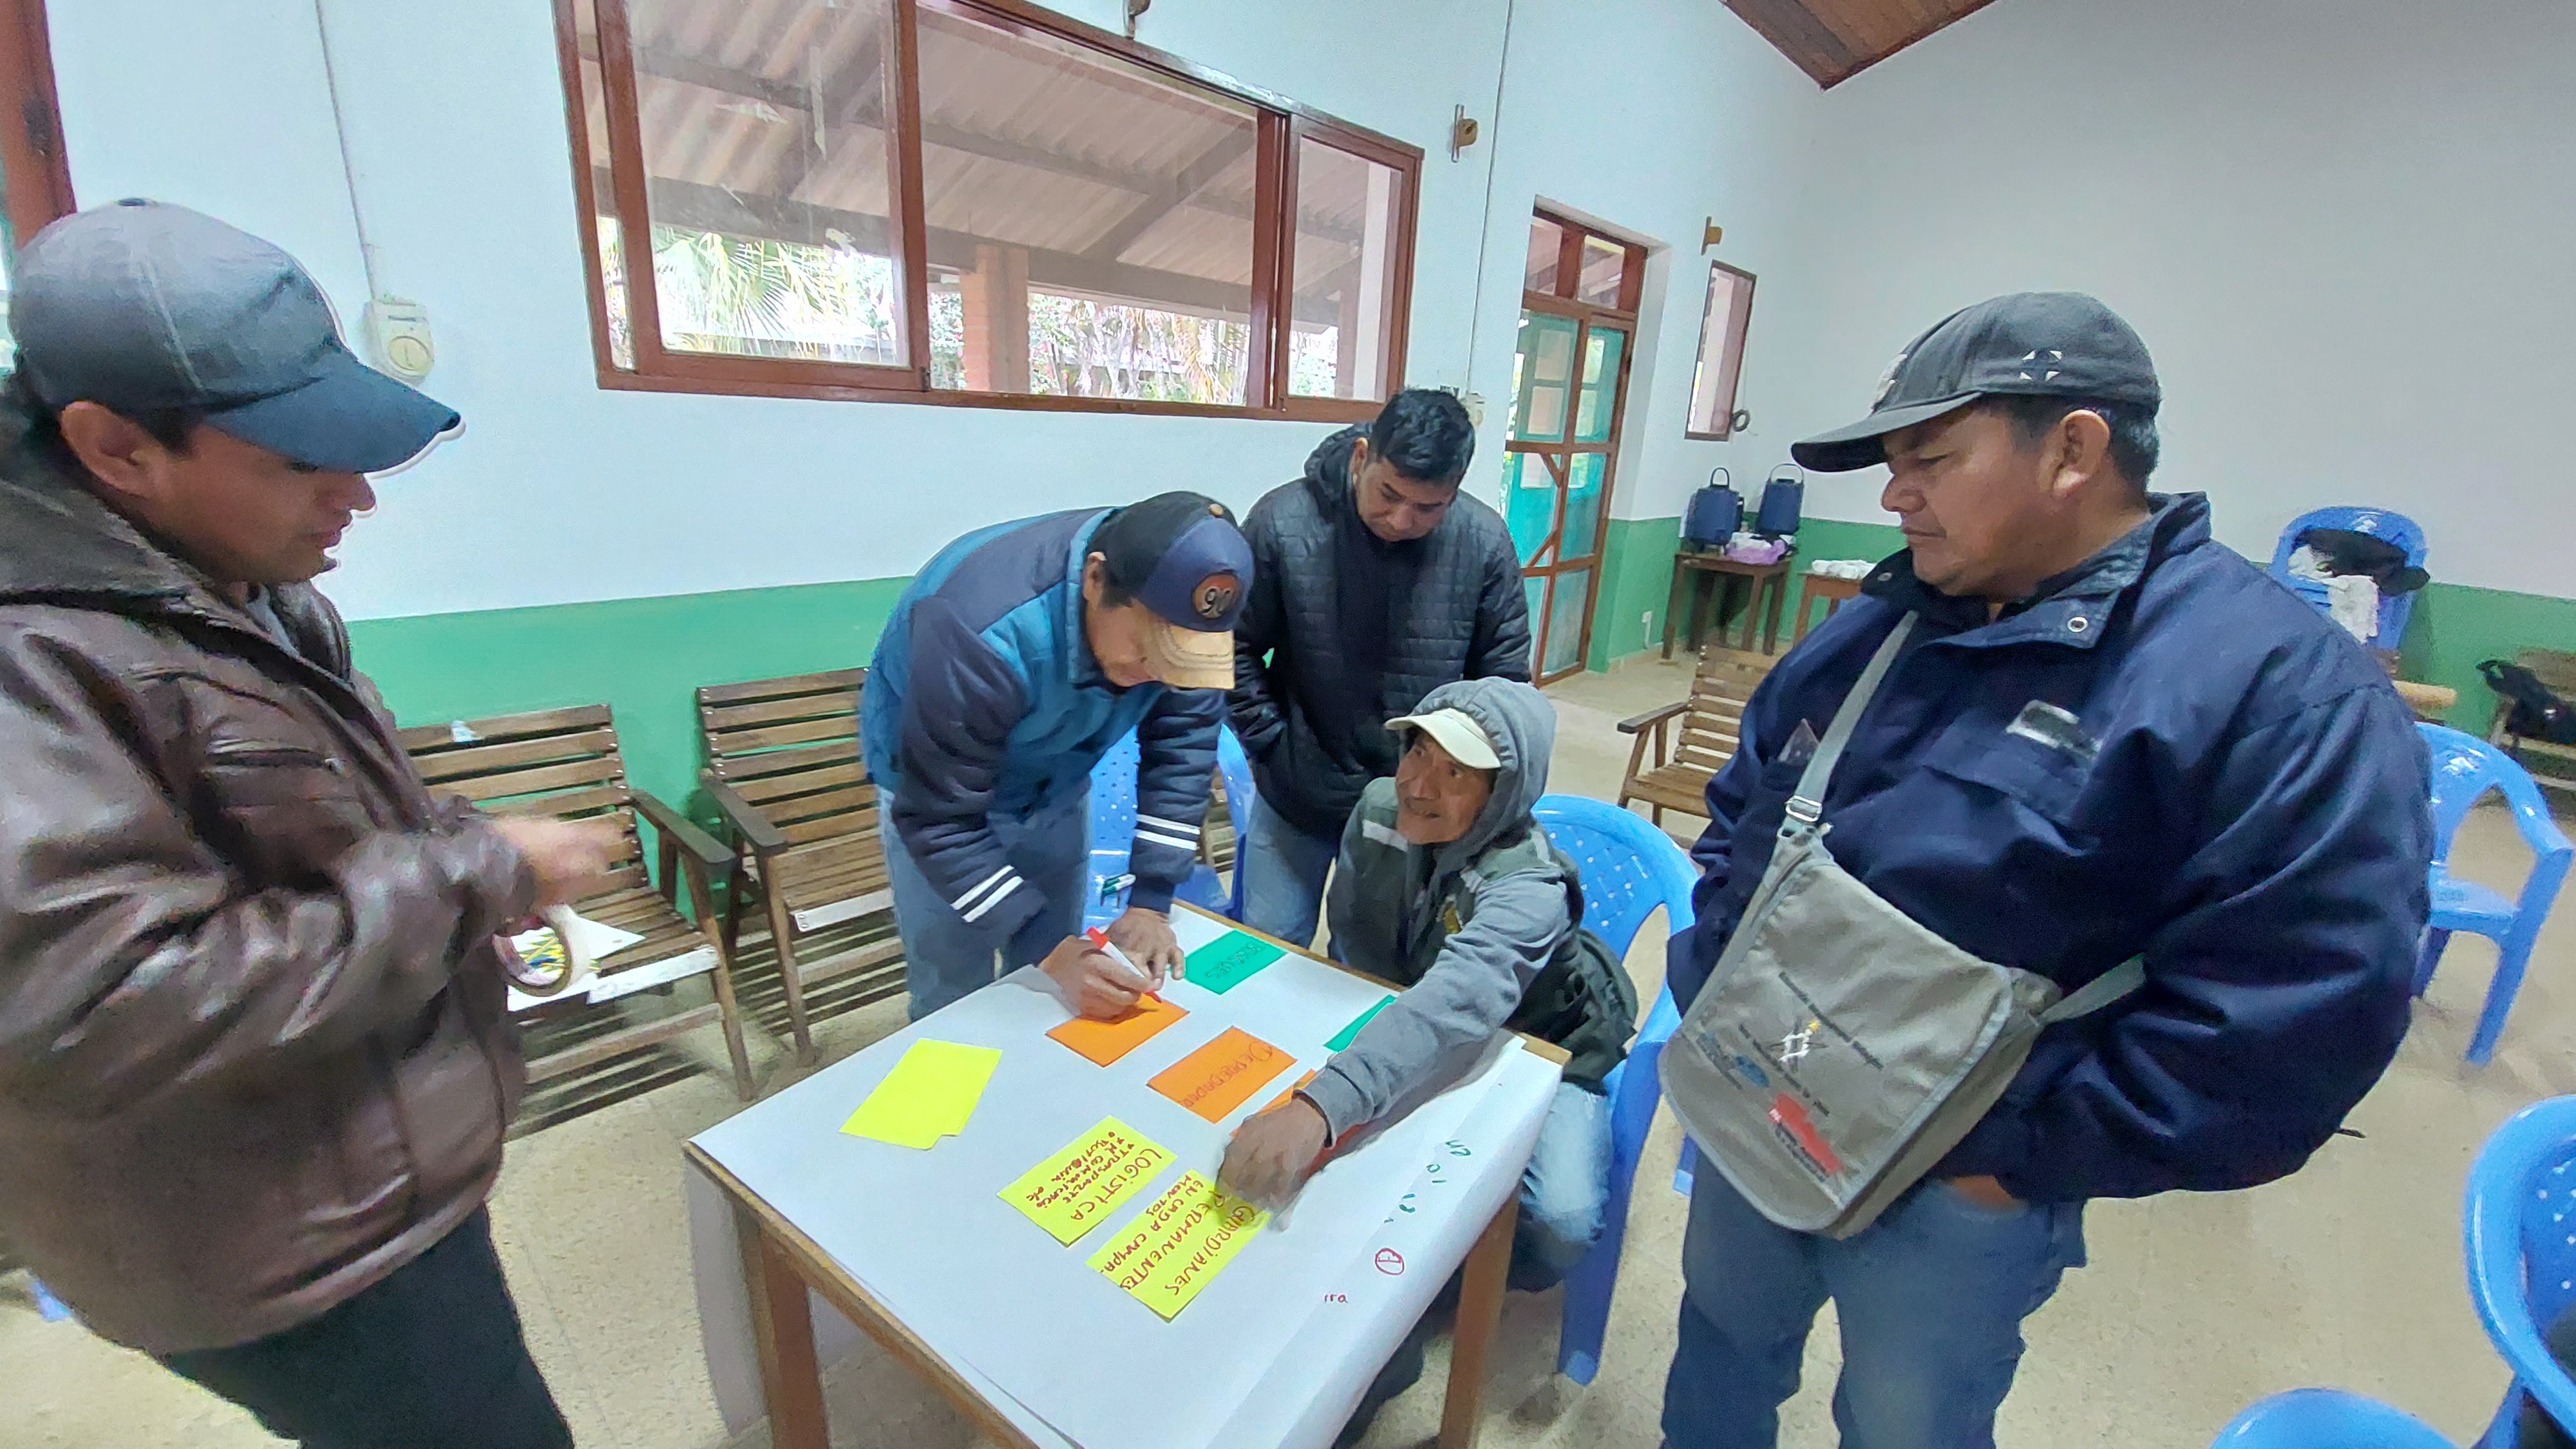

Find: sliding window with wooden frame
<box><xmin>553</xmin><ymin>0</ymin><xmax>1421</xmax><ymax>422</ymax></box>
<box><xmin>1505</xmin><ymin>211</ymin><xmax>1643</xmax><ymax>684</ymax></box>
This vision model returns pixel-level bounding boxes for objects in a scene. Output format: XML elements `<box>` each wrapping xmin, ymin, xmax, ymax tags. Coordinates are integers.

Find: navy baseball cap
<box><xmin>10</xmin><ymin>200</ymin><xmax>460</xmax><ymax>472</ymax></box>
<box><xmin>1091</xmin><ymin>491</ymin><xmax>1252</xmax><ymax>690</ymax></box>
<box><xmin>1792</xmin><ymin>292</ymin><xmax>2159</xmax><ymax>472</ymax></box>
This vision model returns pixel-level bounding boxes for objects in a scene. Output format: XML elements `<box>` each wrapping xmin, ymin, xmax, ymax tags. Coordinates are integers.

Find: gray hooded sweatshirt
<box><xmin>1303</xmin><ymin>677</ymin><xmax>1636</xmax><ymax>1140</ymax></box>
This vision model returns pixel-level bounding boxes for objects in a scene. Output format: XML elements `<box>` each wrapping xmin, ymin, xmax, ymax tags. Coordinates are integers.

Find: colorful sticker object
<box><xmin>1046</xmin><ymin>993</ymin><xmax>1189</xmax><ymax>1066</ymax></box>
<box><xmin>1086</xmin><ymin>1170</ymin><xmax>1269</xmax><ymax>1320</ymax></box>
<box><xmin>1148</xmin><ymin>1027</ymin><xmax>1293</xmax><ymax>1122</ymax></box>
<box><xmin>840</xmin><ymin>1040</ymin><xmax>1003</xmax><ymax>1150</ymax></box>
<box><xmin>1326</xmin><ymin>996</ymin><xmax>1396</xmax><ymax>1052</ymax></box>
<box><xmin>1261</xmin><ymin>1068</ymin><xmax>1320</xmax><ymax>1116</ymax></box>
<box><xmin>1182</xmin><ymin>931</ymin><xmax>1287</xmax><ymax>994</ymax></box>
<box><xmin>999</xmin><ymin>1117</ymin><xmax>1173</xmax><ymax>1245</ymax></box>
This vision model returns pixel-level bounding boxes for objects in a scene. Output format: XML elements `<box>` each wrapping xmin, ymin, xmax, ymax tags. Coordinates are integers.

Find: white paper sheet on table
<box><xmin>691</xmin><ymin>927</ymin><xmax>1524</xmax><ymax>1449</ymax></box>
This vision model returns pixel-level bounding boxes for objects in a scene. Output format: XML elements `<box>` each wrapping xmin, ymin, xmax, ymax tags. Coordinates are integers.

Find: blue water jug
<box><xmin>1756</xmin><ymin>465</ymin><xmax>1804</xmax><ymax>536</ymax></box>
<box><xmin>1685</xmin><ymin>468</ymin><xmax>1743</xmax><ymax>549</ymax></box>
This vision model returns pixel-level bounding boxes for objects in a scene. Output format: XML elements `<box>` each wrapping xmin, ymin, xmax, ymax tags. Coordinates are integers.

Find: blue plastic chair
<box><xmin>2467</xmin><ymin>1096</ymin><xmax>2576</xmax><ymax>1446</ymax></box>
<box><xmin>1084</xmin><ymin>725</ymin><xmax>1254</xmax><ymax>929</ymax></box>
<box><xmin>1531</xmin><ymin>794</ymin><xmax>1698</xmax><ymax>1385</ymax></box>
<box><xmin>2208</xmin><ymin>1388</ymin><xmax>2454</xmax><ymax>1447</ymax></box>
<box><xmin>2267</xmin><ymin>506</ymin><xmax>2427</xmax><ymax>645</ymax></box>
<box><xmin>2416</xmin><ymin>724</ymin><xmax>2573</xmax><ymax>1064</ymax></box>
<box><xmin>28</xmin><ymin>1276</ymin><xmax>71</xmax><ymax>1323</ymax></box>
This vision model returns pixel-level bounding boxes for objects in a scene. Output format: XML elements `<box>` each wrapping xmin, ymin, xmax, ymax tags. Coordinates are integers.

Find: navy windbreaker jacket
<box><xmin>860</xmin><ymin>509</ymin><xmax>1222</xmax><ymax>946</ymax></box>
<box><xmin>1669</xmin><ymin>494</ymin><xmax>2432</xmax><ymax>1204</ymax></box>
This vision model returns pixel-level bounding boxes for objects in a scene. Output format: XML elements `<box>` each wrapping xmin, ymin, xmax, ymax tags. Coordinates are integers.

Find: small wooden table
<box><xmin>685</xmin><ymin>905</ymin><xmax>1564</xmax><ymax>1449</ymax></box>
<box><xmin>1794</xmin><ymin>572</ymin><xmax>1865</xmax><ymax>641</ymax></box>
<box><xmin>1665</xmin><ymin>550</ymin><xmax>1795</xmax><ymax>659</ymax></box>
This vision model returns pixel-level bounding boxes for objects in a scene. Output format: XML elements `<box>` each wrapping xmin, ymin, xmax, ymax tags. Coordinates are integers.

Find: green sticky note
<box><xmin>1327</xmin><ymin>995</ymin><xmax>1395</xmax><ymax>1052</ymax></box>
<box><xmin>1184</xmin><ymin>931</ymin><xmax>1287</xmax><ymax>994</ymax></box>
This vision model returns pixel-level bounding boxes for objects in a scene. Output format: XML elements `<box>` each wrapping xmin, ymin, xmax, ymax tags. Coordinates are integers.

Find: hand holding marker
<box><xmin>1086</xmin><ymin>925</ymin><xmax>1162</xmax><ymax>997</ymax></box>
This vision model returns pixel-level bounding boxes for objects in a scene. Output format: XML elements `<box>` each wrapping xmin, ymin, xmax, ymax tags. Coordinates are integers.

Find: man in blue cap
<box><xmin>1660</xmin><ymin>292</ymin><xmax>2430</xmax><ymax>1447</ymax></box>
<box><xmin>0</xmin><ymin>202</ymin><xmax>618</xmax><ymax>1448</ymax></box>
<box><xmin>864</xmin><ymin>491</ymin><xmax>1249</xmax><ymax>1019</ymax></box>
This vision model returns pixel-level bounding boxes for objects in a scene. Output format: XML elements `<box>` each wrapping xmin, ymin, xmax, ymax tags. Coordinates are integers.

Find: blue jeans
<box><xmin>882</xmin><ymin>791</ymin><xmax>1088</xmax><ymax>1020</ymax></box>
<box><xmin>1662</xmin><ymin>1170</ymin><xmax>2087</xmax><ymax>1449</ymax></box>
<box><xmin>1238</xmin><ymin>793</ymin><xmax>1342</xmax><ymax>949</ymax></box>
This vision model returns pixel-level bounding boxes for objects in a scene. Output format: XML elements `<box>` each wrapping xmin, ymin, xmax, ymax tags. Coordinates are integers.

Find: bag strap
<box><xmin>1785</xmin><ymin>613</ymin><xmax>1917</xmax><ymax>827</ymax></box>
<box><xmin>2036</xmin><ymin>956</ymin><xmax>2146</xmax><ymax>1023</ymax></box>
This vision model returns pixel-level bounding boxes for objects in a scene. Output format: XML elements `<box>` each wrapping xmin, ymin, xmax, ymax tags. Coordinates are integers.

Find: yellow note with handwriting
<box><xmin>1086</xmin><ymin>1170</ymin><xmax>1268</xmax><ymax>1320</ymax></box>
<box><xmin>999</xmin><ymin>1117</ymin><xmax>1173</xmax><ymax>1245</ymax></box>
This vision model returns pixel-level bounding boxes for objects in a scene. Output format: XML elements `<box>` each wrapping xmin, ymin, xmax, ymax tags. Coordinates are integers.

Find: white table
<box><xmin>685</xmin><ymin>905</ymin><xmax>1564</xmax><ymax>1449</ymax></box>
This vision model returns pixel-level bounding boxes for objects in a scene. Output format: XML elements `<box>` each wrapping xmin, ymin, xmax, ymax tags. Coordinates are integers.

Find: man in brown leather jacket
<box><xmin>0</xmin><ymin>202</ymin><xmax>621</xmax><ymax>1448</ymax></box>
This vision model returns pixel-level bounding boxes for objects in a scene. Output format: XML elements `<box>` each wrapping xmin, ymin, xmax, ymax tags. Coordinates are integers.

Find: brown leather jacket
<box><xmin>0</xmin><ymin>402</ymin><xmax>536</xmax><ymax>1354</ymax></box>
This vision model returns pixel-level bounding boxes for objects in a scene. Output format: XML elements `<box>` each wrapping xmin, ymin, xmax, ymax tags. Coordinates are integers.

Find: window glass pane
<box><xmin>1562</xmin><ymin>453</ymin><xmax>1605</xmax><ymax>562</ymax></box>
<box><xmin>1508</xmin><ymin>310</ymin><xmax>1577</xmax><ymax>442</ymax></box>
<box><xmin>1524</xmin><ymin>576</ymin><xmax>1547</xmax><ymax>658</ymax></box>
<box><xmin>1575</xmin><ymin>234</ymin><xmax>1626</xmax><ymax>308</ymax></box>
<box><xmin>1575</xmin><ymin>325</ymin><xmax>1624</xmax><ymax>442</ymax></box>
<box><xmin>571</xmin><ymin>0</ymin><xmax>635</xmax><ymax>369</ymax></box>
<box><xmin>916</xmin><ymin>6</ymin><xmax>1256</xmax><ymax>403</ymax></box>
<box><xmin>1542</xmin><ymin>566</ymin><xmax>1592</xmax><ymax>675</ymax></box>
<box><xmin>1288</xmin><ymin>138</ymin><xmax>1403</xmax><ymax>401</ymax></box>
<box><xmin>1687</xmin><ymin>265</ymin><xmax>1756</xmax><ymax>438</ymax></box>
<box><xmin>1524</xmin><ymin>216</ymin><xmax>1563</xmax><ymax>296</ymax></box>
<box><xmin>1502</xmin><ymin>451</ymin><xmax>1560</xmax><ymax>567</ymax></box>
<box><xmin>624</xmin><ymin>0</ymin><xmax>906</xmax><ymax>366</ymax></box>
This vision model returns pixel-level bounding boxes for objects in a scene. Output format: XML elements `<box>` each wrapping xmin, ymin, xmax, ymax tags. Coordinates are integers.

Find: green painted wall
<box><xmin>346</xmin><ymin>579</ymin><xmax>906</xmax><ymax>826</ymax></box>
<box><xmin>1580</xmin><ymin>513</ymin><xmax>2576</xmax><ymax>732</ymax></box>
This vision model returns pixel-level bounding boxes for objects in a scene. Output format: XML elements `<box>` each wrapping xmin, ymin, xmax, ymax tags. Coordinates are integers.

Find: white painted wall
<box><xmin>1759</xmin><ymin>0</ymin><xmax>2576</xmax><ymax>597</ymax></box>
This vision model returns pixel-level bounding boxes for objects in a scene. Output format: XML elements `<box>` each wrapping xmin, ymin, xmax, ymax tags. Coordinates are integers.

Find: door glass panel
<box><xmin>1509</xmin><ymin>311</ymin><xmax>1577</xmax><ymax>442</ymax></box>
<box><xmin>1542</xmin><ymin>566</ymin><xmax>1593</xmax><ymax>676</ymax></box>
<box><xmin>1575</xmin><ymin>236</ymin><xmax>1626</xmax><ymax>307</ymax></box>
<box><xmin>1525</xmin><ymin>216</ymin><xmax>1564</xmax><ymax>295</ymax></box>
<box><xmin>1502</xmin><ymin>451</ymin><xmax>1560</xmax><ymax>566</ymax></box>
<box><xmin>1524</xmin><ymin>576</ymin><xmax>1548</xmax><ymax>662</ymax></box>
<box><xmin>1561</xmin><ymin>453</ymin><xmax>1605</xmax><ymax>562</ymax></box>
<box><xmin>1574</xmin><ymin>325</ymin><xmax>1625</xmax><ymax>442</ymax></box>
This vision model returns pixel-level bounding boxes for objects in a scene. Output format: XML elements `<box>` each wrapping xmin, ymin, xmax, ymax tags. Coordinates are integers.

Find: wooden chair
<box><xmin>697</xmin><ymin>669</ymin><xmax>900</xmax><ymax>1065</ymax></box>
<box><xmin>1616</xmin><ymin>645</ymin><xmax>1776</xmax><ymax>829</ymax></box>
<box><xmin>397</xmin><ymin>705</ymin><xmax>755</xmax><ymax>1099</ymax></box>
<box><xmin>2492</xmin><ymin>648</ymin><xmax>2576</xmax><ymax>798</ymax></box>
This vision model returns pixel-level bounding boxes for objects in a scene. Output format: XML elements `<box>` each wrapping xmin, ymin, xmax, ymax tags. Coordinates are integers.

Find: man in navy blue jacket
<box><xmin>1661</xmin><ymin>294</ymin><xmax>2432</xmax><ymax>1448</ymax></box>
<box><xmin>862</xmin><ymin>493</ymin><xmax>1250</xmax><ymax>1019</ymax></box>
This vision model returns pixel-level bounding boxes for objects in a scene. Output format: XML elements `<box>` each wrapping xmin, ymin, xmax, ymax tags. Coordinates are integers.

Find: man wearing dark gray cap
<box><xmin>0</xmin><ymin>201</ymin><xmax>618</xmax><ymax>1448</ymax></box>
<box><xmin>1658</xmin><ymin>293</ymin><xmax>2429</xmax><ymax>1446</ymax></box>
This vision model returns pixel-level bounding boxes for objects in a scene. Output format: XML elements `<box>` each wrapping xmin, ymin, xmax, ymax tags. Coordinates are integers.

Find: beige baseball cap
<box><xmin>1387</xmin><ymin>706</ymin><xmax>1501</xmax><ymax>770</ymax></box>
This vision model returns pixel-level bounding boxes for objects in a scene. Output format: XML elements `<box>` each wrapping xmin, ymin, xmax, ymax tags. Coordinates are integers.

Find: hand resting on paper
<box><xmin>488</xmin><ymin>816</ymin><xmax>624</xmax><ymax>909</ymax></box>
<box><xmin>1218</xmin><ymin>1094</ymin><xmax>1331</xmax><ymax>1209</ymax></box>
<box><xmin>1041</xmin><ymin>934</ymin><xmax>1153</xmax><ymax>1019</ymax></box>
<box><xmin>1105</xmin><ymin>905</ymin><xmax>1183</xmax><ymax>983</ymax></box>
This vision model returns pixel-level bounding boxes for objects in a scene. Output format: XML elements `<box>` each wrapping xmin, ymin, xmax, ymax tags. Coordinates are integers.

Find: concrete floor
<box><xmin>3</xmin><ymin>649</ymin><xmax>2561</xmax><ymax>1448</ymax></box>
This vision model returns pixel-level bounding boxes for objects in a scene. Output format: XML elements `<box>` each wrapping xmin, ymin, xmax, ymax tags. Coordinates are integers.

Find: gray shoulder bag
<box><xmin>1658</xmin><ymin>614</ymin><xmax>2144</xmax><ymax>1238</ymax></box>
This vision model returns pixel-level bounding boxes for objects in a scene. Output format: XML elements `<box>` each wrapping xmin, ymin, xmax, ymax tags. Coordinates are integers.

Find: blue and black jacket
<box><xmin>1672</xmin><ymin>493</ymin><xmax>2432</xmax><ymax>1204</ymax></box>
<box><xmin>861</xmin><ymin>509</ymin><xmax>1222</xmax><ymax>947</ymax></box>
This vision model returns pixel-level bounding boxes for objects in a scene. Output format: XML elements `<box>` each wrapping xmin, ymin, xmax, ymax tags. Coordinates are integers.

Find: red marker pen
<box><xmin>1085</xmin><ymin>926</ymin><xmax>1159</xmax><ymax>998</ymax></box>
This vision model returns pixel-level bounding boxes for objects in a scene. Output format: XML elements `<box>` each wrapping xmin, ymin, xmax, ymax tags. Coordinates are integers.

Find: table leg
<box><xmin>736</xmin><ymin>1201</ymin><xmax>831</xmax><ymax>1449</ymax></box>
<box><xmin>1439</xmin><ymin>1198</ymin><xmax>1520</xmax><ymax>1449</ymax></box>
<box><xmin>1763</xmin><ymin>574</ymin><xmax>1788</xmax><ymax>654</ymax></box>
<box><xmin>1663</xmin><ymin>562</ymin><xmax>1689</xmax><ymax>661</ymax></box>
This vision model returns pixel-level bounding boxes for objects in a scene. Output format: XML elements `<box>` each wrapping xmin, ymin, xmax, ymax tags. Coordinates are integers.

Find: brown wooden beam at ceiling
<box><xmin>1723</xmin><ymin>0</ymin><xmax>1999</xmax><ymax>87</ymax></box>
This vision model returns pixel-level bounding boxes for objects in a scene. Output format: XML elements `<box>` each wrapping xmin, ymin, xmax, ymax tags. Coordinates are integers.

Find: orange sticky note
<box><xmin>1261</xmin><ymin>1069</ymin><xmax>1319</xmax><ymax>1116</ymax></box>
<box><xmin>1046</xmin><ymin>994</ymin><xmax>1189</xmax><ymax>1066</ymax></box>
<box><xmin>1149</xmin><ymin>1026</ymin><xmax>1293</xmax><ymax>1122</ymax></box>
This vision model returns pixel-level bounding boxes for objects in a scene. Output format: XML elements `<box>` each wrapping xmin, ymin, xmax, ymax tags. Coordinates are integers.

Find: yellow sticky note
<box><xmin>840</xmin><ymin>1039</ymin><xmax>1003</xmax><ymax>1150</ymax></box>
<box><xmin>1086</xmin><ymin>1170</ymin><xmax>1268</xmax><ymax>1320</ymax></box>
<box><xmin>1000</xmin><ymin>1116</ymin><xmax>1173</xmax><ymax>1245</ymax></box>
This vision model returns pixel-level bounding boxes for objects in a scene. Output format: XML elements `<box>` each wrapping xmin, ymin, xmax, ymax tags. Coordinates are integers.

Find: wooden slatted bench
<box><xmin>699</xmin><ymin>669</ymin><xmax>901</xmax><ymax>1065</ymax></box>
<box><xmin>398</xmin><ymin>705</ymin><xmax>754</xmax><ymax>1099</ymax></box>
<box><xmin>1616</xmin><ymin>646</ymin><xmax>1776</xmax><ymax>831</ymax></box>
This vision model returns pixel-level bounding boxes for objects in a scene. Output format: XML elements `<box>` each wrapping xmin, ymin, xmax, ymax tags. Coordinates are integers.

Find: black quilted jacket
<box><xmin>1227</xmin><ymin>426</ymin><xmax>1533</xmax><ymax>837</ymax></box>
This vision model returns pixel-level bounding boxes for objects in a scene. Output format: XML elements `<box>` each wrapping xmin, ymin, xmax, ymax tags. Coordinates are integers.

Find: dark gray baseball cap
<box><xmin>10</xmin><ymin>200</ymin><xmax>459</xmax><ymax>472</ymax></box>
<box><xmin>1792</xmin><ymin>291</ymin><xmax>2159</xmax><ymax>473</ymax></box>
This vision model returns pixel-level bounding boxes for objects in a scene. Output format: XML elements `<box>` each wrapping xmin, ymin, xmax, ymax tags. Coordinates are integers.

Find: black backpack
<box><xmin>2481</xmin><ymin>659</ymin><xmax>2576</xmax><ymax>745</ymax></box>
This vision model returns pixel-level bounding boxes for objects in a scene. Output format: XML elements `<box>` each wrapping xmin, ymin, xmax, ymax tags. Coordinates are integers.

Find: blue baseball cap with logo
<box><xmin>10</xmin><ymin>200</ymin><xmax>460</xmax><ymax>472</ymax></box>
<box><xmin>1090</xmin><ymin>491</ymin><xmax>1252</xmax><ymax>690</ymax></box>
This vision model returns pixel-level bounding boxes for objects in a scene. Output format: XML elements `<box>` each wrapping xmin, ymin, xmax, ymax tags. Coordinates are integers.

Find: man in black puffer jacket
<box><xmin>1228</xmin><ymin>388</ymin><xmax>1531</xmax><ymax>947</ymax></box>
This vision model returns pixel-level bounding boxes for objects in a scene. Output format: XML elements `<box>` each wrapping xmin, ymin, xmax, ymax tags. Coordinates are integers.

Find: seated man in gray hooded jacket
<box><xmin>1218</xmin><ymin>676</ymin><xmax>1636</xmax><ymax>1288</ymax></box>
